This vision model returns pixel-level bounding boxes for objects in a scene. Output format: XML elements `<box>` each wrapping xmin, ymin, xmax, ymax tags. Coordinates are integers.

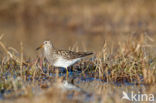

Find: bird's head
<box><xmin>36</xmin><ymin>41</ymin><xmax>53</xmax><ymax>51</ymax></box>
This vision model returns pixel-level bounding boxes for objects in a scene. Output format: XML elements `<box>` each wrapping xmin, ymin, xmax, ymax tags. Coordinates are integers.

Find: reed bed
<box><xmin>0</xmin><ymin>0</ymin><xmax>156</xmax><ymax>103</ymax></box>
<box><xmin>0</xmin><ymin>34</ymin><xmax>155</xmax><ymax>103</ymax></box>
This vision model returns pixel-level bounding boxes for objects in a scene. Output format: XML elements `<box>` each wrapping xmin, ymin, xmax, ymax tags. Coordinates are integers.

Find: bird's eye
<box><xmin>44</xmin><ymin>41</ymin><xmax>47</xmax><ymax>44</ymax></box>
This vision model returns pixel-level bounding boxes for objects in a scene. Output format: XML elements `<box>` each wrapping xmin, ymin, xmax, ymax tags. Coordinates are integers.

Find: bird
<box><xmin>36</xmin><ymin>41</ymin><xmax>93</xmax><ymax>75</ymax></box>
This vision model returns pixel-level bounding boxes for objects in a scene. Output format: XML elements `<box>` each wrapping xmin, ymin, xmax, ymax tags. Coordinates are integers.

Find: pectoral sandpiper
<box><xmin>36</xmin><ymin>41</ymin><xmax>93</xmax><ymax>75</ymax></box>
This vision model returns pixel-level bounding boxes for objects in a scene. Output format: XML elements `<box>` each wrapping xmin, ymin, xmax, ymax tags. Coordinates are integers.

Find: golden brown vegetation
<box><xmin>0</xmin><ymin>0</ymin><xmax>156</xmax><ymax>56</ymax></box>
<box><xmin>0</xmin><ymin>0</ymin><xmax>156</xmax><ymax>103</ymax></box>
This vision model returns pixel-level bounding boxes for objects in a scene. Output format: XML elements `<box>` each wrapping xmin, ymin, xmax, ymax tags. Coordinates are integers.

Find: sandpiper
<box><xmin>36</xmin><ymin>41</ymin><xmax>93</xmax><ymax>75</ymax></box>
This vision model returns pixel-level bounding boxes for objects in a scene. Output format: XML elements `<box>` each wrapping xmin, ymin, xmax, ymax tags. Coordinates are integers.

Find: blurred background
<box><xmin>0</xmin><ymin>0</ymin><xmax>156</xmax><ymax>57</ymax></box>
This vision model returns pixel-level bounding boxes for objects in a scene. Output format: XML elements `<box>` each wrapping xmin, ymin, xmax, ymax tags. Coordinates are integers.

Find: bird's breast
<box><xmin>53</xmin><ymin>57</ymin><xmax>81</xmax><ymax>68</ymax></box>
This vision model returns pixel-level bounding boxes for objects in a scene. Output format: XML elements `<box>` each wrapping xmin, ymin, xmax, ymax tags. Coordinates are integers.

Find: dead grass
<box><xmin>0</xmin><ymin>33</ymin><xmax>155</xmax><ymax>103</ymax></box>
<box><xmin>0</xmin><ymin>0</ymin><xmax>156</xmax><ymax>103</ymax></box>
<box><xmin>0</xmin><ymin>0</ymin><xmax>156</xmax><ymax>56</ymax></box>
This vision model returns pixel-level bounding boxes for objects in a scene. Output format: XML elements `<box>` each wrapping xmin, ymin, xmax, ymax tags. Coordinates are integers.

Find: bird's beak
<box><xmin>36</xmin><ymin>44</ymin><xmax>44</xmax><ymax>51</ymax></box>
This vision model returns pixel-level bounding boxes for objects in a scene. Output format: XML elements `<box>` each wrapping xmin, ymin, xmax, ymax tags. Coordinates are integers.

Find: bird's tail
<box><xmin>80</xmin><ymin>52</ymin><xmax>93</xmax><ymax>57</ymax></box>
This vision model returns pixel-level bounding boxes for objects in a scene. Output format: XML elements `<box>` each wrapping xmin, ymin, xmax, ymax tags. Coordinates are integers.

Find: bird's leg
<box><xmin>66</xmin><ymin>67</ymin><xmax>68</xmax><ymax>80</ymax></box>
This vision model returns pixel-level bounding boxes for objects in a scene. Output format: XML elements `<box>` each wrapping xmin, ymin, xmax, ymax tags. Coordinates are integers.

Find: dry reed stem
<box><xmin>0</xmin><ymin>35</ymin><xmax>28</xmax><ymax>65</ymax></box>
<box><xmin>20</xmin><ymin>42</ymin><xmax>23</xmax><ymax>77</ymax></box>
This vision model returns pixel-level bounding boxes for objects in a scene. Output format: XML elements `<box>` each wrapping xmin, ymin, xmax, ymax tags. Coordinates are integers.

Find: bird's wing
<box><xmin>55</xmin><ymin>49</ymin><xmax>93</xmax><ymax>60</ymax></box>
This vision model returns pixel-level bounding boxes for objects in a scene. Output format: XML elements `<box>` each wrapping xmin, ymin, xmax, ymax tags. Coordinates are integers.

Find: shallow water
<box><xmin>0</xmin><ymin>68</ymin><xmax>155</xmax><ymax>103</ymax></box>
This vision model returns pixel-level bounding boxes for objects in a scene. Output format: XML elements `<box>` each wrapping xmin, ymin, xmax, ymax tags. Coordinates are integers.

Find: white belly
<box><xmin>53</xmin><ymin>57</ymin><xmax>81</xmax><ymax>68</ymax></box>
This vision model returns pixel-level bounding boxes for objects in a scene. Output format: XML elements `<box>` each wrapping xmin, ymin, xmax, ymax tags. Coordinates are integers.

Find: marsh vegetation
<box><xmin>0</xmin><ymin>0</ymin><xmax>156</xmax><ymax>103</ymax></box>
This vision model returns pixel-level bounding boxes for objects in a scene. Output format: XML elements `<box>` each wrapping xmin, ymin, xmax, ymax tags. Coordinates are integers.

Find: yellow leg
<box><xmin>66</xmin><ymin>68</ymin><xmax>68</xmax><ymax>79</ymax></box>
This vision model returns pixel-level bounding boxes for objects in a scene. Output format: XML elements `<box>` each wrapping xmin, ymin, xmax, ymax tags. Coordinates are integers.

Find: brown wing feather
<box><xmin>54</xmin><ymin>49</ymin><xmax>93</xmax><ymax>59</ymax></box>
